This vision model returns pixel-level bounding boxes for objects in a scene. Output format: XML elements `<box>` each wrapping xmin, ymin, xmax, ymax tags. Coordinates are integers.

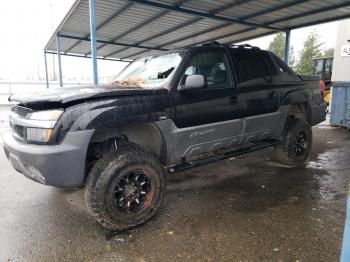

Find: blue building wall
<box><xmin>330</xmin><ymin>82</ymin><xmax>350</xmax><ymax>128</ymax></box>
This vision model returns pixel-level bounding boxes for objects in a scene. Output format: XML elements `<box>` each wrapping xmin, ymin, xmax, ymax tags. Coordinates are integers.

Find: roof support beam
<box><xmin>289</xmin><ymin>13</ymin><xmax>350</xmax><ymax>30</ymax></box>
<box><xmin>127</xmin><ymin>29</ymin><xmax>280</xmax><ymax>60</ymax></box>
<box><xmin>85</xmin><ymin>0</ymin><xmax>191</xmax><ymax>56</ymax></box>
<box><xmin>89</xmin><ymin>0</ymin><xmax>99</xmax><ymax>85</ymax></box>
<box><xmin>271</xmin><ymin>2</ymin><xmax>350</xmax><ymax>25</ymax></box>
<box><xmin>45</xmin><ymin>51</ymin><xmax>132</xmax><ymax>62</ymax></box>
<box><xmin>284</xmin><ymin>30</ymin><xmax>291</xmax><ymax>65</ymax></box>
<box><xmin>124</xmin><ymin>0</ymin><xmax>350</xmax><ymax>59</ymax></box>
<box><xmin>187</xmin><ymin>1</ymin><xmax>350</xmax><ymax>49</ymax></box>
<box><xmin>47</xmin><ymin>0</ymin><xmax>350</xmax><ymax>63</ymax></box>
<box><xmin>44</xmin><ymin>51</ymin><xmax>49</xmax><ymax>89</ymax></box>
<box><xmin>123</xmin><ymin>25</ymin><xmax>257</xmax><ymax>59</ymax></box>
<box><xmin>120</xmin><ymin>24</ymin><xmax>234</xmax><ymax>59</ymax></box>
<box><xmin>55</xmin><ymin>34</ymin><xmax>63</xmax><ymax>87</ymax></box>
<box><xmin>243</xmin><ymin>0</ymin><xmax>312</xmax><ymax>19</ymax></box>
<box><xmin>106</xmin><ymin>0</ymin><xmax>256</xmax><ymax>58</ymax></box>
<box><xmin>86</xmin><ymin>0</ymin><xmax>195</xmax><ymax>56</ymax></box>
<box><xmin>87</xmin><ymin>9</ymin><xmax>169</xmax><ymax>55</ymax></box>
<box><xmin>59</xmin><ymin>34</ymin><xmax>168</xmax><ymax>51</ymax></box>
<box><xmin>120</xmin><ymin>0</ymin><xmax>307</xmax><ymax>59</ymax></box>
<box><xmin>135</xmin><ymin>0</ymin><xmax>256</xmax><ymax>49</ymax></box>
<box><xmin>104</xmin><ymin>17</ymin><xmax>204</xmax><ymax>58</ymax></box>
<box><xmin>163</xmin><ymin>0</ymin><xmax>312</xmax><ymax>48</ymax></box>
<box><xmin>126</xmin><ymin>0</ymin><xmax>283</xmax><ymax>31</ymax></box>
<box><xmin>65</xmin><ymin>3</ymin><xmax>133</xmax><ymax>54</ymax></box>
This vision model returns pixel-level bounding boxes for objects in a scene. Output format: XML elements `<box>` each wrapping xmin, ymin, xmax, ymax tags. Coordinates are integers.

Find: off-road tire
<box><xmin>274</xmin><ymin>118</ymin><xmax>312</xmax><ymax>167</ymax></box>
<box><xmin>84</xmin><ymin>143</ymin><xmax>166</xmax><ymax>231</ymax></box>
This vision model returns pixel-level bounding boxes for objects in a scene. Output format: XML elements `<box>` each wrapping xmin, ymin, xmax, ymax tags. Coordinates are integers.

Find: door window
<box><xmin>231</xmin><ymin>51</ymin><xmax>270</xmax><ymax>85</ymax></box>
<box><xmin>182</xmin><ymin>50</ymin><xmax>233</xmax><ymax>89</ymax></box>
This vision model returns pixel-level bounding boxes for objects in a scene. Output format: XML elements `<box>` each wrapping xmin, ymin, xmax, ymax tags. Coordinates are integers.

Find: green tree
<box><xmin>296</xmin><ymin>31</ymin><xmax>322</xmax><ymax>74</ymax></box>
<box><xmin>323</xmin><ymin>48</ymin><xmax>334</xmax><ymax>57</ymax></box>
<box><xmin>267</xmin><ymin>33</ymin><xmax>285</xmax><ymax>59</ymax></box>
<box><xmin>267</xmin><ymin>32</ymin><xmax>296</xmax><ymax>69</ymax></box>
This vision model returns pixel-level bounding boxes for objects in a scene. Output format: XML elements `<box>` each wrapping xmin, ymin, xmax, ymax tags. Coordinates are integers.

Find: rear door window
<box><xmin>230</xmin><ymin>50</ymin><xmax>270</xmax><ymax>86</ymax></box>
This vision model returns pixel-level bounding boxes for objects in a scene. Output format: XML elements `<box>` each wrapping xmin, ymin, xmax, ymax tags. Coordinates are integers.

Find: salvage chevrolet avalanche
<box><xmin>3</xmin><ymin>42</ymin><xmax>327</xmax><ymax>231</ymax></box>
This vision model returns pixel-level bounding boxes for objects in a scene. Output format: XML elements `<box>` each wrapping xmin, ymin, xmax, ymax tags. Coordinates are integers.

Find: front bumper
<box><xmin>3</xmin><ymin>130</ymin><xmax>94</xmax><ymax>188</ymax></box>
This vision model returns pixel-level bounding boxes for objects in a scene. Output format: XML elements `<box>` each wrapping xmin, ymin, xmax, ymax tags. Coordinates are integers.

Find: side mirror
<box><xmin>179</xmin><ymin>75</ymin><xmax>205</xmax><ymax>91</ymax></box>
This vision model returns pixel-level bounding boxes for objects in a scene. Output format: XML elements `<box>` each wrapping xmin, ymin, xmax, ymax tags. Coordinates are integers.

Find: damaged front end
<box><xmin>3</xmin><ymin>102</ymin><xmax>94</xmax><ymax>187</ymax></box>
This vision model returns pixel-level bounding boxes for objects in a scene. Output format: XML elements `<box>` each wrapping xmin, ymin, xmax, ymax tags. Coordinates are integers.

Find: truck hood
<box><xmin>9</xmin><ymin>85</ymin><xmax>158</xmax><ymax>105</ymax></box>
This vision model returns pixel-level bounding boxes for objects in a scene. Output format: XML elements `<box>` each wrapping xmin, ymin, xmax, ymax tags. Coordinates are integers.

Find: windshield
<box><xmin>113</xmin><ymin>52</ymin><xmax>183</xmax><ymax>89</ymax></box>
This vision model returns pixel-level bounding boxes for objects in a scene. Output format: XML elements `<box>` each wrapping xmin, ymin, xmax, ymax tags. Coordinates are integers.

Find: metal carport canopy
<box><xmin>44</xmin><ymin>0</ymin><xmax>350</xmax><ymax>86</ymax></box>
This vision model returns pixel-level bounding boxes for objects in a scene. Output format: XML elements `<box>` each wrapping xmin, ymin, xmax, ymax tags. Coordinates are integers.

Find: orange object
<box><xmin>319</xmin><ymin>80</ymin><xmax>327</xmax><ymax>99</ymax></box>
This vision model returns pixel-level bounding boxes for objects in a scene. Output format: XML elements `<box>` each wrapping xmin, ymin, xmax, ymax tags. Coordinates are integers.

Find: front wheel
<box><xmin>85</xmin><ymin>143</ymin><xmax>166</xmax><ymax>231</ymax></box>
<box><xmin>274</xmin><ymin>118</ymin><xmax>312</xmax><ymax>167</ymax></box>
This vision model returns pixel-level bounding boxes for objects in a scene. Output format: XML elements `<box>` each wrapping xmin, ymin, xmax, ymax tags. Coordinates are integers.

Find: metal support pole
<box><xmin>284</xmin><ymin>30</ymin><xmax>291</xmax><ymax>65</ymax></box>
<box><xmin>44</xmin><ymin>51</ymin><xmax>49</xmax><ymax>89</ymax></box>
<box><xmin>56</xmin><ymin>34</ymin><xmax>63</xmax><ymax>87</ymax></box>
<box><xmin>89</xmin><ymin>0</ymin><xmax>98</xmax><ymax>85</ymax></box>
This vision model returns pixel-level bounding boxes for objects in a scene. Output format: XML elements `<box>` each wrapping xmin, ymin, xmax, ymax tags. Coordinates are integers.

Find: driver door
<box><xmin>172</xmin><ymin>48</ymin><xmax>239</xmax><ymax>127</ymax></box>
<box><xmin>170</xmin><ymin>48</ymin><xmax>242</xmax><ymax>159</ymax></box>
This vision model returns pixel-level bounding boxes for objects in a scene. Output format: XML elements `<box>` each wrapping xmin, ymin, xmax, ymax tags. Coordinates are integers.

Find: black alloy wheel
<box><xmin>294</xmin><ymin>130</ymin><xmax>308</xmax><ymax>155</ymax></box>
<box><xmin>112</xmin><ymin>170</ymin><xmax>153</xmax><ymax>214</ymax></box>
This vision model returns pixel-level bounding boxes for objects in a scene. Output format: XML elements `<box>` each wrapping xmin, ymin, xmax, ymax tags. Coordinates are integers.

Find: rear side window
<box><xmin>262</xmin><ymin>52</ymin><xmax>278</xmax><ymax>76</ymax></box>
<box><xmin>270</xmin><ymin>53</ymin><xmax>300</xmax><ymax>81</ymax></box>
<box><xmin>230</xmin><ymin>50</ymin><xmax>270</xmax><ymax>85</ymax></box>
<box><xmin>271</xmin><ymin>53</ymin><xmax>294</xmax><ymax>74</ymax></box>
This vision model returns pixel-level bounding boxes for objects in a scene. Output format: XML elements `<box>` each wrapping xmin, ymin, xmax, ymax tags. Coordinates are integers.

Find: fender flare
<box><xmin>282</xmin><ymin>89</ymin><xmax>312</xmax><ymax>105</ymax></box>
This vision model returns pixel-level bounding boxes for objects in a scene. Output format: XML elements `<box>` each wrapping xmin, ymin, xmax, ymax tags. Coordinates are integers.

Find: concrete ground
<box><xmin>0</xmin><ymin>106</ymin><xmax>349</xmax><ymax>262</ymax></box>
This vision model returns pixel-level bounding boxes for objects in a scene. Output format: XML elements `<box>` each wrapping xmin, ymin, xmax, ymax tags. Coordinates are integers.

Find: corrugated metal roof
<box><xmin>45</xmin><ymin>0</ymin><xmax>350</xmax><ymax>60</ymax></box>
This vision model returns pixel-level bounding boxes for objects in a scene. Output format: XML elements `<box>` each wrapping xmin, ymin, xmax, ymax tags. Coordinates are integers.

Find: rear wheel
<box><xmin>85</xmin><ymin>143</ymin><xmax>166</xmax><ymax>231</ymax></box>
<box><xmin>274</xmin><ymin>118</ymin><xmax>312</xmax><ymax>167</ymax></box>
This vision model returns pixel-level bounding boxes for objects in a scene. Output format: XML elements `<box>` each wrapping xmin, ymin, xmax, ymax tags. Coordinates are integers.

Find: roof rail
<box><xmin>201</xmin><ymin>41</ymin><xmax>222</xmax><ymax>46</ymax></box>
<box><xmin>230</xmin><ymin>44</ymin><xmax>260</xmax><ymax>50</ymax></box>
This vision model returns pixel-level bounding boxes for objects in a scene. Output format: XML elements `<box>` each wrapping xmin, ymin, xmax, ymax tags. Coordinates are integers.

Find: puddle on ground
<box><xmin>307</xmin><ymin>148</ymin><xmax>350</xmax><ymax>171</ymax></box>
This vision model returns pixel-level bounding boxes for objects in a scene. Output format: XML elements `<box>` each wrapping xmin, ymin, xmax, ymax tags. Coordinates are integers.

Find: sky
<box><xmin>240</xmin><ymin>22</ymin><xmax>338</xmax><ymax>55</ymax></box>
<box><xmin>0</xmin><ymin>0</ymin><xmax>125</xmax><ymax>82</ymax></box>
<box><xmin>0</xmin><ymin>0</ymin><xmax>342</xmax><ymax>82</ymax></box>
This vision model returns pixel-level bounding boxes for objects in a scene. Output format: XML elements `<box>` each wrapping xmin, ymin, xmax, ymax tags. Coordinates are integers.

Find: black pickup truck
<box><xmin>3</xmin><ymin>43</ymin><xmax>327</xmax><ymax>231</ymax></box>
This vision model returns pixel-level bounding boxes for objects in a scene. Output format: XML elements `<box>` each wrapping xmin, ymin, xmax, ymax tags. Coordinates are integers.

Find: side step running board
<box><xmin>167</xmin><ymin>140</ymin><xmax>281</xmax><ymax>173</ymax></box>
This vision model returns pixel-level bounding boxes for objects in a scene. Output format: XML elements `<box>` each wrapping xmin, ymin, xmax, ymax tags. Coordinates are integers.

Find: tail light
<box><xmin>319</xmin><ymin>80</ymin><xmax>326</xmax><ymax>100</ymax></box>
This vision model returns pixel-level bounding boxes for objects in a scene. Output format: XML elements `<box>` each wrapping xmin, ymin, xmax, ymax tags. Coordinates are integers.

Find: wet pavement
<box><xmin>0</xmin><ymin>106</ymin><xmax>350</xmax><ymax>261</ymax></box>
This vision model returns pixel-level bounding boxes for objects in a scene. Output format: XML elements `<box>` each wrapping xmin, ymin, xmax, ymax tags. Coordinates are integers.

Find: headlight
<box><xmin>26</xmin><ymin>128</ymin><xmax>53</xmax><ymax>143</ymax></box>
<box><xmin>29</xmin><ymin>109</ymin><xmax>63</xmax><ymax>121</ymax></box>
